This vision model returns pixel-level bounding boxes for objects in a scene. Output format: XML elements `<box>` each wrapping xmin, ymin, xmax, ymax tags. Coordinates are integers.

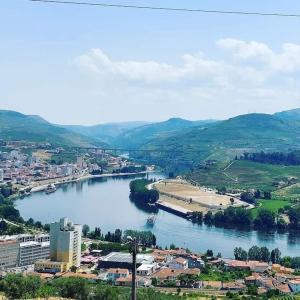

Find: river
<box><xmin>16</xmin><ymin>173</ymin><xmax>300</xmax><ymax>257</ymax></box>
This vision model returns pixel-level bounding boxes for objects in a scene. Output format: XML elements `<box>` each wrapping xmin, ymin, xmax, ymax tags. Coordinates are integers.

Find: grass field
<box><xmin>187</xmin><ymin>160</ymin><xmax>300</xmax><ymax>192</ymax></box>
<box><xmin>251</xmin><ymin>199</ymin><xmax>291</xmax><ymax>218</ymax></box>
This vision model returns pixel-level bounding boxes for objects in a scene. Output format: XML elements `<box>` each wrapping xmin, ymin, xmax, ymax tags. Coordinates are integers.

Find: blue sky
<box><xmin>1</xmin><ymin>0</ymin><xmax>300</xmax><ymax>124</ymax></box>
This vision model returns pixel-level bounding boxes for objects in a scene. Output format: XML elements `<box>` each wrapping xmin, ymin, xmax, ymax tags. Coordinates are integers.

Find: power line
<box><xmin>27</xmin><ymin>0</ymin><xmax>300</xmax><ymax>18</ymax></box>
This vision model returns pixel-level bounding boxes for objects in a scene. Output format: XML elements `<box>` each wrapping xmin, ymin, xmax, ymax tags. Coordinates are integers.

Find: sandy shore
<box><xmin>153</xmin><ymin>179</ymin><xmax>250</xmax><ymax>213</ymax></box>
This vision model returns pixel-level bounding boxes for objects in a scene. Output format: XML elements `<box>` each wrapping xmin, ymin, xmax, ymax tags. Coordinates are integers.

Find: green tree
<box><xmin>248</xmin><ymin>246</ymin><xmax>261</xmax><ymax>261</ymax></box>
<box><xmin>270</xmin><ymin>248</ymin><xmax>281</xmax><ymax>264</ymax></box>
<box><xmin>82</xmin><ymin>224</ymin><xmax>90</xmax><ymax>237</ymax></box>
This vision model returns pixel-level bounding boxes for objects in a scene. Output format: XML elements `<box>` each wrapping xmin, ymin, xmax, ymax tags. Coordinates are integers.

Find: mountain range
<box><xmin>1</xmin><ymin>108</ymin><xmax>300</xmax><ymax>171</ymax></box>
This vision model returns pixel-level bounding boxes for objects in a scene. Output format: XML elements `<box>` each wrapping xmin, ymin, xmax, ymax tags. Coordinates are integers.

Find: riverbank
<box><xmin>25</xmin><ymin>171</ymin><xmax>150</xmax><ymax>193</ymax></box>
<box><xmin>152</xmin><ymin>179</ymin><xmax>253</xmax><ymax>216</ymax></box>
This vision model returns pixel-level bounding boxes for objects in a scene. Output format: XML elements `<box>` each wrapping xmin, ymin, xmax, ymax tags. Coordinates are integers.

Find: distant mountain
<box><xmin>274</xmin><ymin>108</ymin><xmax>300</xmax><ymax>122</ymax></box>
<box><xmin>138</xmin><ymin>113</ymin><xmax>300</xmax><ymax>171</ymax></box>
<box><xmin>62</xmin><ymin>121</ymin><xmax>150</xmax><ymax>144</ymax></box>
<box><xmin>111</xmin><ymin>118</ymin><xmax>217</xmax><ymax>149</ymax></box>
<box><xmin>0</xmin><ymin>110</ymin><xmax>104</xmax><ymax>147</ymax></box>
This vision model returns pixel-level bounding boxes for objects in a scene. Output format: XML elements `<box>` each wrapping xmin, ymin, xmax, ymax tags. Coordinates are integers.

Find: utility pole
<box><xmin>127</xmin><ymin>236</ymin><xmax>137</xmax><ymax>300</ymax></box>
<box><xmin>131</xmin><ymin>238</ymin><xmax>137</xmax><ymax>300</ymax></box>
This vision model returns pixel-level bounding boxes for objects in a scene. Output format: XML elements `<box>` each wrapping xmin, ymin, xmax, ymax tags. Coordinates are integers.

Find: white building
<box><xmin>137</xmin><ymin>263</ymin><xmax>157</xmax><ymax>276</ymax></box>
<box><xmin>50</xmin><ymin>217</ymin><xmax>82</xmax><ymax>268</ymax></box>
<box><xmin>0</xmin><ymin>169</ymin><xmax>3</xmax><ymax>182</ymax></box>
<box><xmin>19</xmin><ymin>241</ymin><xmax>50</xmax><ymax>266</ymax></box>
<box><xmin>167</xmin><ymin>257</ymin><xmax>188</xmax><ymax>270</ymax></box>
<box><xmin>0</xmin><ymin>238</ymin><xmax>20</xmax><ymax>269</ymax></box>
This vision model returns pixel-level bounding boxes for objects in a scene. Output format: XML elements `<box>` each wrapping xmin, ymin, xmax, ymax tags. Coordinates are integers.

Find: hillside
<box><xmin>112</xmin><ymin>118</ymin><xmax>216</xmax><ymax>149</ymax></box>
<box><xmin>0</xmin><ymin>110</ymin><xmax>103</xmax><ymax>147</ymax></box>
<box><xmin>186</xmin><ymin>159</ymin><xmax>300</xmax><ymax>191</ymax></box>
<box><xmin>62</xmin><ymin>121</ymin><xmax>150</xmax><ymax>144</ymax></box>
<box><xmin>137</xmin><ymin>113</ymin><xmax>300</xmax><ymax>171</ymax></box>
<box><xmin>275</xmin><ymin>108</ymin><xmax>300</xmax><ymax>122</ymax></box>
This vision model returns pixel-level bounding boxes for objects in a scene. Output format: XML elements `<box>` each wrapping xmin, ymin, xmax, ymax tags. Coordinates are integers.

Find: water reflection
<box><xmin>16</xmin><ymin>173</ymin><xmax>300</xmax><ymax>257</ymax></box>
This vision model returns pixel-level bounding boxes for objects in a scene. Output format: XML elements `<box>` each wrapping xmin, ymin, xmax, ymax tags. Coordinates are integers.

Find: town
<box><xmin>0</xmin><ymin>140</ymin><xmax>149</xmax><ymax>194</ymax></box>
<box><xmin>0</xmin><ymin>216</ymin><xmax>300</xmax><ymax>299</ymax></box>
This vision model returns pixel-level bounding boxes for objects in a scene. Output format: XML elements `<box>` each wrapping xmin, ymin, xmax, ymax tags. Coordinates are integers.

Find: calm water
<box><xmin>16</xmin><ymin>173</ymin><xmax>300</xmax><ymax>257</ymax></box>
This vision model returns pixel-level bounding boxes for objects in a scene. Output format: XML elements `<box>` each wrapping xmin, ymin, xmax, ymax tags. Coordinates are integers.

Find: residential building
<box><xmin>50</xmin><ymin>217</ymin><xmax>81</xmax><ymax>268</ymax></box>
<box><xmin>0</xmin><ymin>238</ymin><xmax>20</xmax><ymax>269</ymax></box>
<box><xmin>106</xmin><ymin>268</ymin><xmax>129</xmax><ymax>283</ymax></box>
<box><xmin>99</xmin><ymin>252</ymin><xmax>154</xmax><ymax>270</ymax></box>
<box><xmin>289</xmin><ymin>280</ymin><xmax>300</xmax><ymax>293</ymax></box>
<box><xmin>19</xmin><ymin>241</ymin><xmax>50</xmax><ymax>266</ymax></box>
<box><xmin>167</xmin><ymin>257</ymin><xmax>188</xmax><ymax>270</ymax></box>
<box><xmin>35</xmin><ymin>217</ymin><xmax>81</xmax><ymax>273</ymax></box>
<box><xmin>0</xmin><ymin>169</ymin><xmax>3</xmax><ymax>182</ymax></box>
<box><xmin>137</xmin><ymin>263</ymin><xmax>157</xmax><ymax>276</ymax></box>
<box><xmin>116</xmin><ymin>275</ymin><xmax>151</xmax><ymax>287</ymax></box>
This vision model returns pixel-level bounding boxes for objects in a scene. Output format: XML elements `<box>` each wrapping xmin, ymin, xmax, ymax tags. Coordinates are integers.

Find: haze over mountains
<box><xmin>1</xmin><ymin>108</ymin><xmax>300</xmax><ymax>170</ymax></box>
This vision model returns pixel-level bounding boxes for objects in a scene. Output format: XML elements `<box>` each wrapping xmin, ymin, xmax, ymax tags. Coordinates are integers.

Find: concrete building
<box><xmin>0</xmin><ymin>169</ymin><xmax>3</xmax><ymax>182</ymax></box>
<box><xmin>0</xmin><ymin>238</ymin><xmax>19</xmax><ymax>269</ymax></box>
<box><xmin>19</xmin><ymin>241</ymin><xmax>50</xmax><ymax>266</ymax></box>
<box><xmin>35</xmin><ymin>217</ymin><xmax>81</xmax><ymax>273</ymax></box>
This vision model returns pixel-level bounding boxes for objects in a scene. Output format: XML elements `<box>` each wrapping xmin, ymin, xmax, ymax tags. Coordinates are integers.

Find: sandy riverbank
<box><xmin>153</xmin><ymin>179</ymin><xmax>250</xmax><ymax>213</ymax></box>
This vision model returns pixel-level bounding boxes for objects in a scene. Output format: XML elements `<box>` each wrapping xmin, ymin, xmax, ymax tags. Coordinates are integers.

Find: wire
<box><xmin>27</xmin><ymin>0</ymin><xmax>300</xmax><ymax>18</ymax></box>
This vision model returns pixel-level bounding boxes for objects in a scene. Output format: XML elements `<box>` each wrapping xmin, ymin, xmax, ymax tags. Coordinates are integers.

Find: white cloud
<box><xmin>218</xmin><ymin>38</ymin><xmax>300</xmax><ymax>72</ymax></box>
<box><xmin>72</xmin><ymin>39</ymin><xmax>300</xmax><ymax>121</ymax></box>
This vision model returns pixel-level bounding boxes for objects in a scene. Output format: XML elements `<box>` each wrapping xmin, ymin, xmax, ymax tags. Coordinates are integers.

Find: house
<box><xmin>167</xmin><ymin>257</ymin><xmax>188</xmax><ymax>270</ymax></box>
<box><xmin>276</xmin><ymin>284</ymin><xmax>291</xmax><ymax>294</ymax></box>
<box><xmin>137</xmin><ymin>263</ymin><xmax>157</xmax><ymax>276</ymax></box>
<box><xmin>226</xmin><ymin>260</ymin><xmax>269</xmax><ymax>273</ymax></box>
<box><xmin>288</xmin><ymin>279</ymin><xmax>300</xmax><ymax>293</ymax></box>
<box><xmin>251</xmin><ymin>262</ymin><xmax>269</xmax><ymax>273</ymax></box>
<box><xmin>115</xmin><ymin>275</ymin><xmax>151</xmax><ymax>287</ymax></box>
<box><xmin>222</xmin><ymin>281</ymin><xmax>246</xmax><ymax>291</ymax></box>
<box><xmin>272</xmin><ymin>264</ymin><xmax>294</xmax><ymax>274</ymax></box>
<box><xmin>202</xmin><ymin>281</ymin><xmax>222</xmax><ymax>289</ymax></box>
<box><xmin>152</xmin><ymin>268</ymin><xmax>179</xmax><ymax>282</ymax></box>
<box><xmin>105</xmin><ymin>268</ymin><xmax>129</xmax><ymax>283</ymax></box>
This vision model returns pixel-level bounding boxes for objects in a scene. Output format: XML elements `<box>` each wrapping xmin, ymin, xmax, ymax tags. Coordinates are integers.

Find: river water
<box><xmin>16</xmin><ymin>173</ymin><xmax>300</xmax><ymax>257</ymax></box>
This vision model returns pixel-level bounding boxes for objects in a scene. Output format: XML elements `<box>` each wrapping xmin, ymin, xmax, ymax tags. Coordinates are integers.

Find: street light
<box><xmin>126</xmin><ymin>236</ymin><xmax>138</xmax><ymax>300</ymax></box>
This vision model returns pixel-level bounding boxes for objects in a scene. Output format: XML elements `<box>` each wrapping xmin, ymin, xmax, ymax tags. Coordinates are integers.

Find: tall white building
<box><xmin>35</xmin><ymin>218</ymin><xmax>82</xmax><ymax>273</ymax></box>
<box><xmin>49</xmin><ymin>218</ymin><xmax>81</xmax><ymax>268</ymax></box>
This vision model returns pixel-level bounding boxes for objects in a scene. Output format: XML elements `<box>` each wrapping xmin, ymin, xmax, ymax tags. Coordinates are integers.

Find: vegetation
<box><xmin>187</xmin><ymin>160</ymin><xmax>300</xmax><ymax>191</ymax></box>
<box><xmin>233</xmin><ymin>245</ymin><xmax>300</xmax><ymax>270</ymax></box>
<box><xmin>129</xmin><ymin>179</ymin><xmax>159</xmax><ymax>204</ymax></box>
<box><xmin>0</xmin><ymin>274</ymin><xmax>187</xmax><ymax>300</ymax></box>
<box><xmin>240</xmin><ymin>151</ymin><xmax>300</xmax><ymax>166</ymax></box>
<box><xmin>0</xmin><ymin>110</ymin><xmax>104</xmax><ymax>147</ymax></box>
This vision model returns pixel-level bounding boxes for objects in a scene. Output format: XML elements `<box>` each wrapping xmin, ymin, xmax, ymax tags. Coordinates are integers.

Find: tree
<box><xmin>254</xmin><ymin>209</ymin><xmax>275</xmax><ymax>229</ymax></box>
<box><xmin>82</xmin><ymin>224</ymin><xmax>90</xmax><ymax>237</ymax></box>
<box><xmin>234</xmin><ymin>247</ymin><xmax>248</xmax><ymax>261</ymax></box>
<box><xmin>204</xmin><ymin>211</ymin><xmax>214</xmax><ymax>225</ymax></box>
<box><xmin>263</xmin><ymin>191</ymin><xmax>272</xmax><ymax>200</ymax></box>
<box><xmin>260</xmin><ymin>247</ymin><xmax>270</xmax><ymax>262</ymax></box>
<box><xmin>270</xmin><ymin>248</ymin><xmax>281</xmax><ymax>264</ymax></box>
<box><xmin>53</xmin><ymin>277</ymin><xmax>89</xmax><ymax>300</ymax></box>
<box><xmin>240</xmin><ymin>192</ymin><xmax>256</xmax><ymax>204</ymax></box>
<box><xmin>288</xmin><ymin>207</ymin><xmax>300</xmax><ymax>229</ymax></box>
<box><xmin>254</xmin><ymin>190</ymin><xmax>261</xmax><ymax>199</ymax></box>
<box><xmin>248</xmin><ymin>246</ymin><xmax>261</xmax><ymax>261</ymax></box>
<box><xmin>206</xmin><ymin>249</ymin><xmax>214</xmax><ymax>257</ymax></box>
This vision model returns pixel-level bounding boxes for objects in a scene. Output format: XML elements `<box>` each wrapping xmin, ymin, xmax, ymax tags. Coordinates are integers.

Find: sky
<box><xmin>1</xmin><ymin>0</ymin><xmax>300</xmax><ymax>125</ymax></box>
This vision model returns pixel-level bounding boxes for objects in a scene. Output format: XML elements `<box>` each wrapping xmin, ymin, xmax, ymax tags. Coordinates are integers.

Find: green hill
<box><xmin>0</xmin><ymin>110</ymin><xmax>103</xmax><ymax>147</ymax></box>
<box><xmin>112</xmin><ymin>118</ymin><xmax>216</xmax><ymax>149</ymax></box>
<box><xmin>137</xmin><ymin>113</ymin><xmax>300</xmax><ymax>171</ymax></box>
<box><xmin>274</xmin><ymin>108</ymin><xmax>300</xmax><ymax>122</ymax></box>
<box><xmin>62</xmin><ymin>121</ymin><xmax>150</xmax><ymax>144</ymax></box>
